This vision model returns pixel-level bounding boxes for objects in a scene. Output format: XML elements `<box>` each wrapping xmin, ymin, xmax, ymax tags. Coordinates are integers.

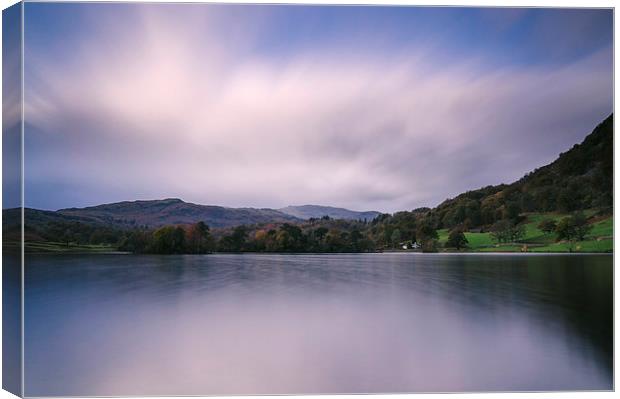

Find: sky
<box><xmin>20</xmin><ymin>3</ymin><xmax>613</xmax><ymax>212</ymax></box>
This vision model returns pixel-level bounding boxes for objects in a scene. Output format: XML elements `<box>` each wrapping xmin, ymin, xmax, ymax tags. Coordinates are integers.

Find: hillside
<box><xmin>279</xmin><ymin>205</ymin><xmax>380</xmax><ymax>221</ymax></box>
<box><xmin>427</xmin><ymin>114</ymin><xmax>613</xmax><ymax>230</ymax></box>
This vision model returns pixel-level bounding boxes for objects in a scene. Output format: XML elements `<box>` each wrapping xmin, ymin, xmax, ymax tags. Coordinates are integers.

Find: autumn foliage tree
<box><xmin>186</xmin><ymin>221</ymin><xmax>214</xmax><ymax>253</ymax></box>
<box><xmin>446</xmin><ymin>228</ymin><xmax>468</xmax><ymax>250</ymax></box>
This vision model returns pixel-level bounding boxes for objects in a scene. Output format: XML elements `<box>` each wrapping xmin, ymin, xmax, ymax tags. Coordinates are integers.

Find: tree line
<box><xmin>24</xmin><ymin>208</ymin><xmax>598</xmax><ymax>254</ymax></box>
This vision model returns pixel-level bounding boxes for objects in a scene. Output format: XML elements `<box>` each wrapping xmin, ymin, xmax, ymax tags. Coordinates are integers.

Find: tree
<box><xmin>118</xmin><ymin>230</ymin><xmax>151</xmax><ymax>253</ymax></box>
<box><xmin>314</xmin><ymin>227</ymin><xmax>328</xmax><ymax>241</ymax></box>
<box><xmin>556</xmin><ymin>213</ymin><xmax>592</xmax><ymax>241</ymax></box>
<box><xmin>503</xmin><ymin>201</ymin><xmax>522</xmax><ymax>222</ymax></box>
<box><xmin>416</xmin><ymin>222</ymin><xmax>438</xmax><ymax>244</ymax></box>
<box><xmin>186</xmin><ymin>221</ymin><xmax>214</xmax><ymax>253</ymax></box>
<box><xmin>325</xmin><ymin>229</ymin><xmax>344</xmax><ymax>252</ymax></box>
<box><xmin>280</xmin><ymin>223</ymin><xmax>304</xmax><ymax>251</ymax></box>
<box><xmin>555</xmin><ymin>217</ymin><xmax>575</xmax><ymax>241</ymax></box>
<box><xmin>60</xmin><ymin>228</ymin><xmax>74</xmax><ymax>247</ymax></box>
<box><xmin>264</xmin><ymin>229</ymin><xmax>279</xmax><ymax>252</ymax></box>
<box><xmin>357</xmin><ymin>237</ymin><xmax>375</xmax><ymax>252</ymax></box>
<box><xmin>490</xmin><ymin>219</ymin><xmax>525</xmax><ymax>243</ymax></box>
<box><xmin>510</xmin><ymin>223</ymin><xmax>526</xmax><ymax>242</ymax></box>
<box><xmin>490</xmin><ymin>219</ymin><xmax>512</xmax><ymax>243</ymax></box>
<box><xmin>350</xmin><ymin>228</ymin><xmax>363</xmax><ymax>251</ymax></box>
<box><xmin>538</xmin><ymin>219</ymin><xmax>557</xmax><ymax>235</ymax></box>
<box><xmin>218</xmin><ymin>226</ymin><xmax>250</xmax><ymax>252</ymax></box>
<box><xmin>152</xmin><ymin>226</ymin><xmax>186</xmax><ymax>254</ymax></box>
<box><xmin>573</xmin><ymin>212</ymin><xmax>592</xmax><ymax>240</ymax></box>
<box><xmin>391</xmin><ymin>211</ymin><xmax>417</xmax><ymax>240</ymax></box>
<box><xmin>446</xmin><ymin>228</ymin><xmax>468</xmax><ymax>250</ymax></box>
<box><xmin>390</xmin><ymin>229</ymin><xmax>402</xmax><ymax>248</ymax></box>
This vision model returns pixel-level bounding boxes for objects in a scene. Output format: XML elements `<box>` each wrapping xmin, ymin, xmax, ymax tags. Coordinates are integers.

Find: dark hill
<box><xmin>56</xmin><ymin>198</ymin><xmax>301</xmax><ymax>228</ymax></box>
<box><xmin>428</xmin><ymin>114</ymin><xmax>613</xmax><ymax>229</ymax></box>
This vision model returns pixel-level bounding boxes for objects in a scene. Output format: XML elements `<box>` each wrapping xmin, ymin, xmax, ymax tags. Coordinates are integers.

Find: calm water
<box><xmin>23</xmin><ymin>253</ymin><xmax>612</xmax><ymax>396</ymax></box>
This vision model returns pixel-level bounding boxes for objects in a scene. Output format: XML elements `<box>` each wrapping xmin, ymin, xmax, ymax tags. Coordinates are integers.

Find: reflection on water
<box><xmin>24</xmin><ymin>253</ymin><xmax>612</xmax><ymax>396</ymax></box>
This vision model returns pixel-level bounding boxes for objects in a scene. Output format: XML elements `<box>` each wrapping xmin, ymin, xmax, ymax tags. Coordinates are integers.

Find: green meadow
<box><xmin>438</xmin><ymin>212</ymin><xmax>612</xmax><ymax>253</ymax></box>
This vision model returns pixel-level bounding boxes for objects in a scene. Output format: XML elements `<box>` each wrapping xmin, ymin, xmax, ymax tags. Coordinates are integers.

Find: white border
<box><xmin>0</xmin><ymin>1</ymin><xmax>616</xmax><ymax>399</ymax></box>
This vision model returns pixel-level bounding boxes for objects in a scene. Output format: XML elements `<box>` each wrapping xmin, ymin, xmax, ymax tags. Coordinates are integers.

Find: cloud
<box><xmin>23</xmin><ymin>6</ymin><xmax>612</xmax><ymax>212</ymax></box>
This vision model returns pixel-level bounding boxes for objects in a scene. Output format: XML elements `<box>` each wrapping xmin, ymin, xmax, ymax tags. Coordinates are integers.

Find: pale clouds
<box><xmin>24</xmin><ymin>6</ymin><xmax>613</xmax><ymax>212</ymax></box>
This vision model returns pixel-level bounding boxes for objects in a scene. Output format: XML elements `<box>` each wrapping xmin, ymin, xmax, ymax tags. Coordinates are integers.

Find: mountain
<box><xmin>54</xmin><ymin>198</ymin><xmax>301</xmax><ymax>228</ymax></box>
<box><xmin>2</xmin><ymin>199</ymin><xmax>303</xmax><ymax>233</ymax></box>
<box><xmin>279</xmin><ymin>205</ymin><xmax>381</xmax><ymax>221</ymax></box>
<box><xmin>427</xmin><ymin>114</ymin><xmax>613</xmax><ymax>229</ymax></box>
<box><xmin>5</xmin><ymin>200</ymin><xmax>381</xmax><ymax>235</ymax></box>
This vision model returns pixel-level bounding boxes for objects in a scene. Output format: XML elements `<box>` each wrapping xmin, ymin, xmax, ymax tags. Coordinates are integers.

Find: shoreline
<box><xmin>19</xmin><ymin>250</ymin><xmax>613</xmax><ymax>256</ymax></box>
<box><xmin>9</xmin><ymin>241</ymin><xmax>612</xmax><ymax>256</ymax></box>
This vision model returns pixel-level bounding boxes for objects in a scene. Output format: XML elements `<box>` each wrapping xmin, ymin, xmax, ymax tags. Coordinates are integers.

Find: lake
<box><xmin>23</xmin><ymin>253</ymin><xmax>612</xmax><ymax>396</ymax></box>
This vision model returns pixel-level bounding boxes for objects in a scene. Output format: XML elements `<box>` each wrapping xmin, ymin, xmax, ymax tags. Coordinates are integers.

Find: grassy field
<box><xmin>438</xmin><ymin>229</ymin><xmax>495</xmax><ymax>248</ymax></box>
<box><xmin>588</xmin><ymin>217</ymin><xmax>613</xmax><ymax>238</ymax></box>
<box><xmin>439</xmin><ymin>211</ymin><xmax>612</xmax><ymax>253</ymax></box>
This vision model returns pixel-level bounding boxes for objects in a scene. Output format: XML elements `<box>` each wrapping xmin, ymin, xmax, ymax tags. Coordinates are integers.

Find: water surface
<box><xmin>24</xmin><ymin>253</ymin><xmax>613</xmax><ymax>396</ymax></box>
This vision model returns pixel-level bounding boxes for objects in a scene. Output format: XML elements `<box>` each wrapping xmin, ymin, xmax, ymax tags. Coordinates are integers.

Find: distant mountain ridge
<box><xmin>278</xmin><ymin>205</ymin><xmax>381</xmax><ymax>221</ymax></box>
<box><xmin>55</xmin><ymin>198</ymin><xmax>301</xmax><ymax>228</ymax></box>
<box><xmin>5</xmin><ymin>199</ymin><xmax>382</xmax><ymax>232</ymax></box>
